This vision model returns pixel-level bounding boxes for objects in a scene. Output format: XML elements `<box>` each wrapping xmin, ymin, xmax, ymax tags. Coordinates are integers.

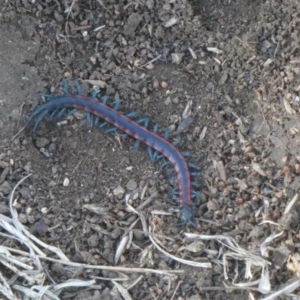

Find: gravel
<box><xmin>1</xmin><ymin>0</ymin><xmax>300</xmax><ymax>299</ymax></box>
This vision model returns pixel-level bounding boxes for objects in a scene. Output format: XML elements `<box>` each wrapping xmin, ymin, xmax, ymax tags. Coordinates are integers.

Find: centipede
<box><xmin>26</xmin><ymin>81</ymin><xmax>200</xmax><ymax>226</ymax></box>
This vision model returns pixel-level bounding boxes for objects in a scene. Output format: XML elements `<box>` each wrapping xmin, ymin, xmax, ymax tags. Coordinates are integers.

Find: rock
<box><xmin>35</xmin><ymin>137</ymin><xmax>50</xmax><ymax>148</ymax></box>
<box><xmin>0</xmin><ymin>181</ymin><xmax>11</xmax><ymax>195</ymax></box>
<box><xmin>126</xmin><ymin>180</ymin><xmax>137</xmax><ymax>191</ymax></box>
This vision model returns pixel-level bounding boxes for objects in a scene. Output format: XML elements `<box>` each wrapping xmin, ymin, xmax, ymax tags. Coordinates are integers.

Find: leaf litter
<box><xmin>3</xmin><ymin>175</ymin><xmax>300</xmax><ymax>299</ymax></box>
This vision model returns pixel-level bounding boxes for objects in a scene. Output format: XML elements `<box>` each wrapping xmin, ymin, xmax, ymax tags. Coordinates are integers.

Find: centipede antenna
<box><xmin>27</xmin><ymin>106</ymin><xmax>46</xmax><ymax>125</ymax></box>
<box><xmin>50</xmin><ymin>109</ymin><xmax>59</xmax><ymax>120</ymax></box>
<box><xmin>57</xmin><ymin>108</ymin><xmax>67</xmax><ymax>119</ymax></box>
<box><xmin>33</xmin><ymin>110</ymin><xmax>49</xmax><ymax>133</ymax></box>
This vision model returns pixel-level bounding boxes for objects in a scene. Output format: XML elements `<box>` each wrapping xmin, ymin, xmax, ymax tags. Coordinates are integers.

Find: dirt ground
<box><xmin>1</xmin><ymin>0</ymin><xmax>300</xmax><ymax>299</ymax></box>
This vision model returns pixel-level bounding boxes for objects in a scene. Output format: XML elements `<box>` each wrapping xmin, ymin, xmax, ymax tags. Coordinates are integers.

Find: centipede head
<box><xmin>174</xmin><ymin>204</ymin><xmax>199</xmax><ymax>228</ymax></box>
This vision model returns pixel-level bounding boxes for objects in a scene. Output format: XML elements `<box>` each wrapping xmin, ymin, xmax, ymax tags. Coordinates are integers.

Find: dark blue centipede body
<box><xmin>26</xmin><ymin>83</ymin><xmax>200</xmax><ymax>226</ymax></box>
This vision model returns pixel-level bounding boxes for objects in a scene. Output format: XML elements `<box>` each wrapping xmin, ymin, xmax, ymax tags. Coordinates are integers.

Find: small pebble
<box><xmin>0</xmin><ymin>167</ymin><xmax>9</xmax><ymax>183</ymax></box>
<box><xmin>64</xmin><ymin>71</ymin><xmax>71</xmax><ymax>78</ymax></box>
<box><xmin>132</xmin><ymin>190</ymin><xmax>139</xmax><ymax>200</ymax></box>
<box><xmin>48</xmin><ymin>143</ymin><xmax>57</xmax><ymax>152</ymax></box>
<box><xmin>172</xmin><ymin>97</ymin><xmax>179</xmax><ymax>104</ymax></box>
<box><xmin>88</xmin><ymin>149</ymin><xmax>96</xmax><ymax>156</ymax></box>
<box><xmin>63</xmin><ymin>177</ymin><xmax>70</xmax><ymax>187</ymax></box>
<box><xmin>111</xmin><ymin>228</ymin><xmax>121</xmax><ymax>239</ymax></box>
<box><xmin>206</xmin><ymin>82</ymin><xmax>215</xmax><ymax>91</ymax></box>
<box><xmin>31</xmin><ymin>221</ymin><xmax>48</xmax><ymax>236</ymax></box>
<box><xmin>41</xmin><ymin>207</ymin><xmax>48</xmax><ymax>214</ymax></box>
<box><xmin>48</xmin><ymin>180</ymin><xmax>56</xmax><ymax>187</ymax></box>
<box><xmin>153</xmin><ymin>79</ymin><xmax>159</xmax><ymax>89</ymax></box>
<box><xmin>18</xmin><ymin>213</ymin><xmax>28</xmax><ymax>224</ymax></box>
<box><xmin>26</xmin><ymin>207</ymin><xmax>32</xmax><ymax>214</ymax></box>
<box><xmin>88</xmin><ymin>234</ymin><xmax>100</xmax><ymax>247</ymax></box>
<box><xmin>164</xmin><ymin>96</ymin><xmax>171</xmax><ymax>105</ymax></box>
<box><xmin>207</xmin><ymin>198</ymin><xmax>219</xmax><ymax>211</ymax></box>
<box><xmin>0</xmin><ymin>181</ymin><xmax>11</xmax><ymax>195</ymax></box>
<box><xmin>161</xmin><ymin>81</ymin><xmax>168</xmax><ymax>88</ymax></box>
<box><xmin>146</xmin><ymin>63</ymin><xmax>154</xmax><ymax>70</ymax></box>
<box><xmin>113</xmin><ymin>185</ymin><xmax>125</xmax><ymax>197</ymax></box>
<box><xmin>35</xmin><ymin>137</ymin><xmax>50</xmax><ymax>148</ymax></box>
<box><xmin>52</xmin><ymin>166</ymin><xmax>58</xmax><ymax>174</ymax></box>
<box><xmin>126</xmin><ymin>179</ymin><xmax>137</xmax><ymax>191</ymax></box>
